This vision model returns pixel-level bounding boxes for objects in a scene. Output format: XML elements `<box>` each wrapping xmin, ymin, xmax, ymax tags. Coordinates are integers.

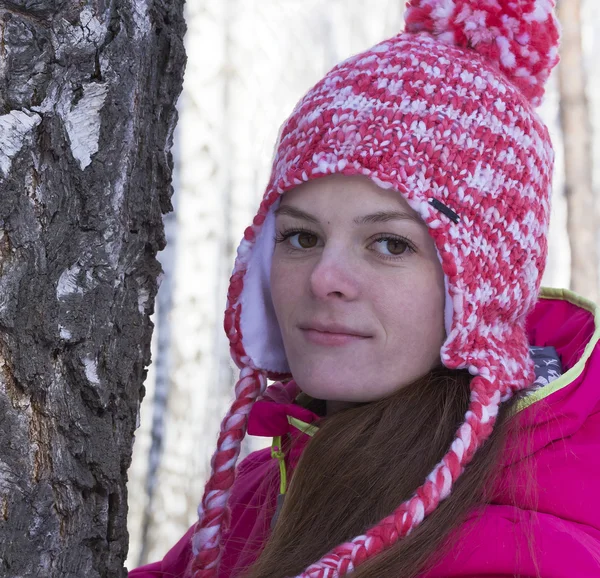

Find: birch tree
<box><xmin>0</xmin><ymin>1</ymin><xmax>185</xmax><ymax>577</ymax></box>
<box><xmin>557</xmin><ymin>0</ymin><xmax>598</xmax><ymax>302</ymax></box>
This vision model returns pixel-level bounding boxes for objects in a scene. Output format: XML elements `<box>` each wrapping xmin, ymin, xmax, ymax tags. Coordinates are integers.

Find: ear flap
<box><xmin>240</xmin><ymin>199</ymin><xmax>290</xmax><ymax>375</ymax></box>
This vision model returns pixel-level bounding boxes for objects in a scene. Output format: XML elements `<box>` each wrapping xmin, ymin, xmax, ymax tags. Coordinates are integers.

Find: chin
<box><xmin>294</xmin><ymin>371</ymin><xmax>375</xmax><ymax>403</ymax></box>
<box><xmin>295</xmin><ymin>377</ymin><xmax>347</xmax><ymax>401</ymax></box>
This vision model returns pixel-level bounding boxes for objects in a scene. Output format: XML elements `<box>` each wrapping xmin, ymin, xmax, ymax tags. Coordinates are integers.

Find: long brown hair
<box><xmin>243</xmin><ymin>365</ymin><xmax>528</xmax><ymax>578</ymax></box>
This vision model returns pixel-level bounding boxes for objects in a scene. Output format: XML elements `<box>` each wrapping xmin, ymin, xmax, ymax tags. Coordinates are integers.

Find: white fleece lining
<box><xmin>240</xmin><ymin>199</ymin><xmax>453</xmax><ymax>374</ymax></box>
<box><xmin>240</xmin><ymin>199</ymin><xmax>290</xmax><ymax>374</ymax></box>
<box><xmin>435</xmin><ymin>246</ymin><xmax>454</xmax><ymax>337</ymax></box>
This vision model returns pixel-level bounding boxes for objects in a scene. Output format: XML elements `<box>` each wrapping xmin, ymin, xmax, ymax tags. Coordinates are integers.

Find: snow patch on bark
<box><xmin>79</xmin><ymin>6</ymin><xmax>107</xmax><ymax>44</ymax></box>
<box><xmin>0</xmin><ymin>110</ymin><xmax>42</xmax><ymax>177</ymax></box>
<box><xmin>59</xmin><ymin>325</ymin><xmax>73</xmax><ymax>339</ymax></box>
<box><xmin>60</xmin><ymin>6</ymin><xmax>108</xmax><ymax>47</ymax></box>
<box><xmin>82</xmin><ymin>356</ymin><xmax>100</xmax><ymax>385</ymax></box>
<box><xmin>112</xmin><ymin>170</ymin><xmax>128</xmax><ymax>214</ymax></box>
<box><xmin>65</xmin><ymin>83</ymin><xmax>110</xmax><ymax>170</ymax></box>
<box><xmin>138</xmin><ymin>287</ymin><xmax>150</xmax><ymax>314</ymax></box>
<box><xmin>57</xmin><ymin>265</ymin><xmax>85</xmax><ymax>298</ymax></box>
<box><xmin>132</xmin><ymin>1</ymin><xmax>152</xmax><ymax>38</ymax></box>
<box><xmin>31</xmin><ymin>80</ymin><xmax>109</xmax><ymax>171</ymax></box>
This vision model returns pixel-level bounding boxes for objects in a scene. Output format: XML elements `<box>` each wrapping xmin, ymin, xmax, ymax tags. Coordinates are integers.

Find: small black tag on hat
<box><xmin>429</xmin><ymin>199</ymin><xmax>460</xmax><ymax>224</ymax></box>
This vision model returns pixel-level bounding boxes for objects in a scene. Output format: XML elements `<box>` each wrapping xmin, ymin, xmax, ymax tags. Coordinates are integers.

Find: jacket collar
<box><xmin>518</xmin><ymin>287</ymin><xmax>600</xmax><ymax>412</ymax></box>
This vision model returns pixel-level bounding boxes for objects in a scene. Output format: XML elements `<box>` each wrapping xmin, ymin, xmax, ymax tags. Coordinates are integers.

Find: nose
<box><xmin>309</xmin><ymin>246</ymin><xmax>360</xmax><ymax>301</ymax></box>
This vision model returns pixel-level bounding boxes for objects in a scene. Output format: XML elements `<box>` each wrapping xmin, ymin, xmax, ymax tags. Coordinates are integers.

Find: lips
<box><xmin>298</xmin><ymin>321</ymin><xmax>371</xmax><ymax>337</ymax></box>
<box><xmin>298</xmin><ymin>322</ymin><xmax>372</xmax><ymax>346</ymax></box>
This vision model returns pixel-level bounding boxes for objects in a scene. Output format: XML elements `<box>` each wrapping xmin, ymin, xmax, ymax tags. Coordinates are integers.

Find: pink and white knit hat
<box><xmin>190</xmin><ymin>1</ymin><xmax>560</xmax><ymax>576</ymax></box>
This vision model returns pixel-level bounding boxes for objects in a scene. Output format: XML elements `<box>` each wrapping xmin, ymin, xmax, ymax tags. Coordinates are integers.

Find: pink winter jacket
<box><xmin>129</xmin><ymin>289</ymin><xmax>600</xmax><ymax>577</ymax></box>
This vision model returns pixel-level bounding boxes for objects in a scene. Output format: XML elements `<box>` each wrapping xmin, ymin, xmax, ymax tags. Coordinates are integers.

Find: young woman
<box><xmin>131</xmin><ymin>0</ymin><xmax>600</xmax><ymax>576</ymax></box>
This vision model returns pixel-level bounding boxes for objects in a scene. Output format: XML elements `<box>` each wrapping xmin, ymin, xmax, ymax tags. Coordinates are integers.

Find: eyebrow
<box><xmin>274</xmin><ymin>205</ymin><xmax>424</xmax><ymax>226</ymax></box>
<box><xmin>353</xmin><ymin>210</ymin><xmax>424</xmax><ymax>226</ymax></box>
<box><xmin>274</xmin><ymin>206</ymin><xmax>320</xmax><ymax>224</ymax></box>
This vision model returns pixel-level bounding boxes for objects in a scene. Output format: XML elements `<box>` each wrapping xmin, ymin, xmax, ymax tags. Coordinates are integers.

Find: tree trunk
<box><xmin>0</xmin><ymin>1</ymin><xmax>186</xmax><ymax>577</ymax></box>
<box><xmin>557</xmin><ymin>0</ymin><xmax>598</xmax><ymax>302</ymax></box>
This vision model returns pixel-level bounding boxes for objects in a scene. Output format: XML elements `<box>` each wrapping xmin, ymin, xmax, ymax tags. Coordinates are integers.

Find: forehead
<box><xmin>275</xmin><ymin>174</ymin><xmax>427</xmax><ymax>229</ymax></box>
<box><xmin>277</xmin><ymin>174</ymin><xmax>421</xmax><ymax>220</ymax></box>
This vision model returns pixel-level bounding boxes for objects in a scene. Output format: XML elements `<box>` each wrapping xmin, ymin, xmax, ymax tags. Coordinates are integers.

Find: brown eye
<box><xmin>294</xmin><ymin>232</ymin><xmax>318</xmax><ymax>249</ymax></box>
<box><xmin>371</xmin><ymin>236</ymin><xmax>414</xmax><ymax>258</ymax></box>
<box><xmin>384</xmin><ymin>238</ymin><xmax>408</xmax><ymax>255</ymax></box>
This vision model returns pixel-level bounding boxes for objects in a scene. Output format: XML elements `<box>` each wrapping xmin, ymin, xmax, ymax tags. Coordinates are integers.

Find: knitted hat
<box><xmin>190</xmin><ymin>1</ymin><xmax>560</xmax><ymax>576</ymax></box>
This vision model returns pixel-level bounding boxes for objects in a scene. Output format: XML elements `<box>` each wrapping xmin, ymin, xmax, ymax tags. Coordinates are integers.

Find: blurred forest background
<box><xmin>126</xmin><ymin>0</ymin><xmax>600</xmax><ymax>568</ymax></box>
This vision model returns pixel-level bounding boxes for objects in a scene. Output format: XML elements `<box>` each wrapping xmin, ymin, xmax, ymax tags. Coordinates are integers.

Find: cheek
<box><xmin>377</xmin><ymin>269</ymin><xmax>446</xmax><ymax>351</ymax></box>
<box><xmin>270</xmin><ymin>257</ymin><xmax>305</xmax><ymax>326</ymax></box>
<box><xmin>270</xmin><ymin>259</ymin><xmax>286</xmax><ymax>320</ymax></box>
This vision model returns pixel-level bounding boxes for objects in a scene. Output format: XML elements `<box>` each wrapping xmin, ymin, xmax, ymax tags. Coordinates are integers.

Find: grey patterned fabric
<box><xmin>530</xmin><ymin>345</ymin><xmax>562</xmax><ymax>390</ymax></box>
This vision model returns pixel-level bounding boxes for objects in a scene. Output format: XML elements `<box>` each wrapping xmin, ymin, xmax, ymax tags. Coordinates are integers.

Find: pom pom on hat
<box><xmin>405</xmin><ymin>0</ymin><xmax>560</xmax><ymax>106</ymax></box>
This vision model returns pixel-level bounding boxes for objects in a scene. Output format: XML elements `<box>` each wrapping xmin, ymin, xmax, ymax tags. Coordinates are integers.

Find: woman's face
<box><xmin>270</xmin><ymin>174</ymin><xmax>447</xmax><ymax>403</ymax></box>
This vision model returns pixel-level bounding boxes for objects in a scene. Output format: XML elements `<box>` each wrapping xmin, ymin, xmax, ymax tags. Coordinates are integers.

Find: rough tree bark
<box><xmin>0</xmin><ymin>1</ymin><xmax>186</xmax><ymax>577</ymax></box>
<box><xmin>557</xmin><ymin>0</ymin><xmax>598</xmax><ymax>302</ymax></box>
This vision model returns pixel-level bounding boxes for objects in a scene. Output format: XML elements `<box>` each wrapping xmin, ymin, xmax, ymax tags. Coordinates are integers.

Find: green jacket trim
<box><xmin>515</xmin><ymin>287</ymin><xmax>600</xmax><ymax>412</ymax></box>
